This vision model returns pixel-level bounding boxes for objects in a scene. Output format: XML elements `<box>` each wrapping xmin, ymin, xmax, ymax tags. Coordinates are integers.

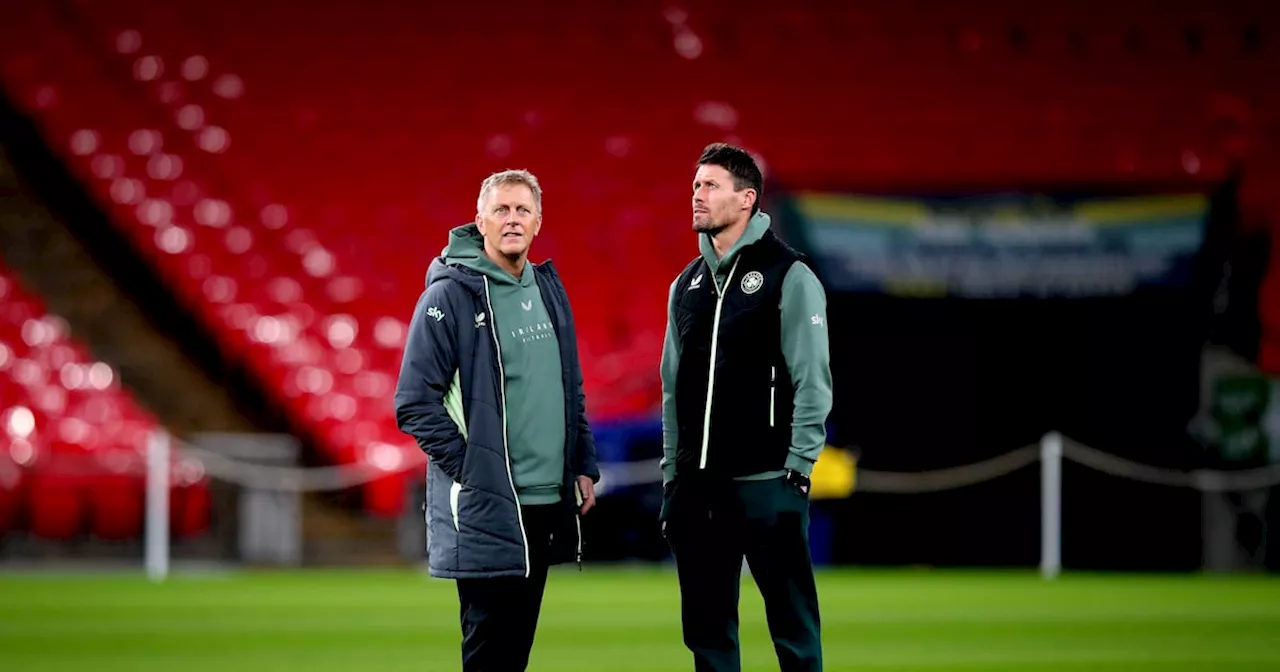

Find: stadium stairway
<box><xmin>0</xmin><ymin>90</ymin><xmax>403</xmax><ymax>566</ymax></box>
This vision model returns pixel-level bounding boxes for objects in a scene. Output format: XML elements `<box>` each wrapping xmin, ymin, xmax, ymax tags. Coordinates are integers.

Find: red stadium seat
<box><xmin>171</xmin><ymin>480</ymin><xmax>211</xmax><ymax>539</ymax></box>
<box><xmin>88</xmin><ymin>471</ymin><xmax>144</xmax><ymax>541</ymax></box>
<box><xmin>0</xmin><ymin>440</ymin><xmax>20</xmax><ymax>535</ymax></box>
<box><xmin>1</xmin><ymin>0</ymin><xmax>1278</xmax><ymax>516</ymax></box>
<box><xmin>25</xmin><ymin>469</ymin><xmax>85</xmax><ymax>541</ymax></box>
<box><xmin>0</xmin><ymin>264</ymin><xmax>212</xmax><ymax>540</ymax></box>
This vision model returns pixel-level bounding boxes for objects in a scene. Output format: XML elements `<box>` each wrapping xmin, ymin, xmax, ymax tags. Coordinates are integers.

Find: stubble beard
<box><xmin>692</xmin><ymin>214</ymin><xmax>724</xmax><ymax>235</ymax></box>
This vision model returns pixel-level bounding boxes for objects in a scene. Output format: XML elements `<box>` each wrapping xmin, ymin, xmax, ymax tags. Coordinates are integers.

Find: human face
<box><xmin>475</xmin><ymin>183</ymin><xmax>541</xmax><ymax>262</ymax></box>
<box><xmin>692</xmin><ymin>164</ymin><xmax>754</xmax><ymax>234</ymax></box>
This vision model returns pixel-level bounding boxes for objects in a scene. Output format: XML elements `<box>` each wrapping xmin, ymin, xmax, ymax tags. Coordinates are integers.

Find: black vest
<box><xmin>673</xmin><ymin>229</ymin><xmax>803</xmax><ymax>479</ymax></box>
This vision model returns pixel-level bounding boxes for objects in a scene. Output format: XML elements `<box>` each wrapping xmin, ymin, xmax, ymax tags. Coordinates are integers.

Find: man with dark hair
<box><xmin>395</xmin><ymin>169</ymin><xmax>599</xmax><ymax>671</ymax></box>
<box><xmin>660</xmin><ymin>143</ymin><xmax>832</xmax><ymax>671</ymax></box>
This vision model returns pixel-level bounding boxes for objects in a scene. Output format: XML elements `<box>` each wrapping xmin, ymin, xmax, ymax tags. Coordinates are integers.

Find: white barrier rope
<box><xmin>91</xmin><ymin>429</ymin><xmax>1270</xmax><ymax>582</ymax></box>
<box><xmin>11</xmin><ymin>431</ymin><xmax>1280</xmax><ymax>495</ymax></box>
<box><xmin>593</xmin><ymin>438</ymin><xmax>1280</xmax><ymax>496</ymax></box>
<box><xmin>855</xmin><ymin>445</ymin><xmax>1042</xmax><ymax>494</ymax></box>
<box><xmin>1</xmin><ymin>436</ymin><xmax>428</xmax><ymax>493</ymax></box>
<box><xmin>1060</xmin><ymin>437</ymin><xmax>1280</xmax><ymax>492</ymax></box>
<box><xmin>581</xmin><ymin>448</ymin><xmax>1043</xmax><ymax>496</ymax></box>
<box><xmin>172</xmin><ymin>438</ymin><xmax>428</xmax><ymax>492</ymax></box>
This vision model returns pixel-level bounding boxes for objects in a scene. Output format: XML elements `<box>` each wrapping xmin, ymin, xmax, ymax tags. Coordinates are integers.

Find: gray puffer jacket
<box><xmin>394</xmin><ymin>248</ymin><xmax>599</xmax><ymax>579</ymax></box>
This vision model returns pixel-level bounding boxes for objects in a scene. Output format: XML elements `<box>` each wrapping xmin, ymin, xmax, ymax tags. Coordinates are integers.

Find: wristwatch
<box><xmin>786</xmin><ymin>469</ymin><xmax>811</xmax><ymax>492</ymax></box>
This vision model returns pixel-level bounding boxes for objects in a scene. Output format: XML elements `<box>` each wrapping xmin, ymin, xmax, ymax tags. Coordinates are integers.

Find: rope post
<box><xmin>1040</xmin><ymin>431</ymin><xmax>1063</xmax><ymax>580</ymax></box>
<box><xmin>145</xmin><ymin>429</ymin><xmax>170</xmax><ymax>583</ymax></box>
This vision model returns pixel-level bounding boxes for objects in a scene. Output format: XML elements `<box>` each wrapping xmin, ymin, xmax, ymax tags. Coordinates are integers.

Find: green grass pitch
<box><xmin>2</xmin><ymin>566</ymin><xmax>1279</xmax><ymax>670</ymax></box>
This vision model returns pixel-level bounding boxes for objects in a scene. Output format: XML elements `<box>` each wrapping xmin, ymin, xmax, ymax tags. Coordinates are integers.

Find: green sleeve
<box><xmin>779</xmin><ymin>262</ymin><xmax>833</xmax><ymax>476</ymax></box>
<box><xmin>660</xmin><ymin>278</ymin><xmax>680</xmax><ymax>485</ymax></box>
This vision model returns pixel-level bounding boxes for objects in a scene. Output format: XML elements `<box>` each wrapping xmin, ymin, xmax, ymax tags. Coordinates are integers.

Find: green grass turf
<box><xmin>1</xmin><ymin>566</ymin><xmax>1279</xmax><ymax>671</ymax></box>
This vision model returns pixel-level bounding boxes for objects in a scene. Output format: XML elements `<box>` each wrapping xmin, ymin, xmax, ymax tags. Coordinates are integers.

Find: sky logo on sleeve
<box><xmin>426</xmin><ymin>306</ymin><xmax>445</xmax><ymax>322</ymax></box>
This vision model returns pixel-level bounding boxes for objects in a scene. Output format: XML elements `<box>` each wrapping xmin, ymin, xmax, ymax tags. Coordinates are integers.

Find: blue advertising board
<box><xmin>783</xmin><ymin>192</ymin><xmax>1209</xmax><ymax>298</ymax></box>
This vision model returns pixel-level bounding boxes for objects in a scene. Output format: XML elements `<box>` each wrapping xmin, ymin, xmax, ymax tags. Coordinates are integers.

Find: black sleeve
<box><xmin>561</xmin><ymin>287</ymin><xmax>599</xmax><ymax>483</ymax></box>
<box><xmin>393</xmin><ymin>280</ymin><xmax>466</xmax><ymax>481</ymax></box>
<box><xmin>574</xmin><ymin>350</ymin><xmax>600</xmax><ymax>483</ymax></box>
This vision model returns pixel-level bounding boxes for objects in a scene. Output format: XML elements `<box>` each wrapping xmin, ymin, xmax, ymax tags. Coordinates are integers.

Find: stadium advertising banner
<box><xmin>781</xmin><ymin>192</ymin><xmax>1209</xmax><ymax>298</ymax></box>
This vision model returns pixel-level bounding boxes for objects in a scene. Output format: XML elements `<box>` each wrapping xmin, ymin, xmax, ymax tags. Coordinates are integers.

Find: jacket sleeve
<box><xmin>566</xmin><ymin>295</ymin><xmax>600</xmax><ymax>483</ymax></box>
<box><xmin>394</xmin><ymin>280</ymin><xmax>466</xmax><ymax>482</ymax></box>
<box><xmin>779</xmin><ymin>262</ymin><xmax>833</xmax><ymax>477</ymax></box>
<box><xmin>659</xmin><ymin>278</ymin><xmax>680</xmax><ymax>486</ymax></box>
<box><xmin>573</xmin><ymin>355</ymin><xmax>600</xmax><ymax>483</ymax></box>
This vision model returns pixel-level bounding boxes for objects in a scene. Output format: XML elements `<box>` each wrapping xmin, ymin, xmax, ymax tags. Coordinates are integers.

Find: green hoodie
<box><xmin>443</xmin><ymin>224</ymin><xmax>565</xmax><ymax>505</ymax></box>
<box><xmin>659</xmin><ymin>211</ymin><xmax>833</xmax><ymax>484</ymax></box>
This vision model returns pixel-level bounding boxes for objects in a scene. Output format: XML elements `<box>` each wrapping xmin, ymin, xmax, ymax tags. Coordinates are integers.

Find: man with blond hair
<box><xmin>395</xmin><ymin>169</ymin><xmax>600</xmax><ymax>671</ymax></box>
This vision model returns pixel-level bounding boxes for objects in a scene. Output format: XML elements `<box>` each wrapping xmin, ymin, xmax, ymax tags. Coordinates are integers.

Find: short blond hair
<box><xmin>476</xmin><ymin>169</ymin><xmax>543</xmax><ymax>215</ymax></box>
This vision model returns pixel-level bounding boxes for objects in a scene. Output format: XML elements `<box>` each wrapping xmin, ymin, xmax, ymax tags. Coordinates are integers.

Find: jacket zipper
<box><xmin>483</xmin><ymin>277</ymin><xmax>531</xmax><ymax>578</ymax></box>
<box><xmin>699</xmin><ymin>258</ymin><xmax>739</xmax><ymax>470</ymax></box>
<box><xmin>770</xmin><ymin>366</ymin><xmax>776</xmax><ymax>428</ymax></box>
<box><xmin>545</xmin><ymin>286</ymin><xmax>585</xmax><ymax>568</ymax></box>
<box><xmin>574</xmin><ymin>496</ymin><xmax>583</xmax><ymax>569</ymax></box>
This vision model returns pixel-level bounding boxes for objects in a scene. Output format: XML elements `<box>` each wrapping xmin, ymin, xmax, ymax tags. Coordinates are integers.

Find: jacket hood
<box><xmin>449</xmin><ymin>223</ymin><xmax>533</xmax><ymax>285</ymax></box>
<box><xmin>699</xmin><ymin>210</ymin><xmax>772</xmax><ymax>273</ymax></box>
<box><xmin>425</xmin><ymin>223</ymin><xmax>538</xmax><ymax>291</ymax></box>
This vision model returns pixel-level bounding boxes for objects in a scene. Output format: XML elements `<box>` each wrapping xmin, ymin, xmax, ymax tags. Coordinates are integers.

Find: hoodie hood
<box><xmin>698</xmin><ymin>210</ymin><xmax>772</xmax><ymax>276</ymax></box>
<box><xmin>426</xmin><ymin>223</ymin><xmax>535</xmax><ymax>290</ymax></box>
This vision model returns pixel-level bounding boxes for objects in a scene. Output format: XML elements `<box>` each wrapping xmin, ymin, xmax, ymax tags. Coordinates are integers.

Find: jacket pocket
<box><xmin>449</xmin><ymin>481</ymin><xmax>462</xmax><ymax>531</ymax></box>
<box><xmin>425</xmin><ymin>463</ymin><xmax>461</xmax><ymax>572</ymax></box>
<box><xmin>659</xmin><ymin>479</ymin><xmax>677</xmax><ymax>525</ymax></box>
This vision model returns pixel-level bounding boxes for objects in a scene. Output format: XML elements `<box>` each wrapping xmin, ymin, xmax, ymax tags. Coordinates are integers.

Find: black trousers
<box><xmin>456</xmin><ymin>504</ymin><xmax>556</xmax><ymax>672</ymax></box>
<box><xmin>663</xmin><ymin>476</ymin><xmax>823</xmax><ymax>672</ymax></box>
